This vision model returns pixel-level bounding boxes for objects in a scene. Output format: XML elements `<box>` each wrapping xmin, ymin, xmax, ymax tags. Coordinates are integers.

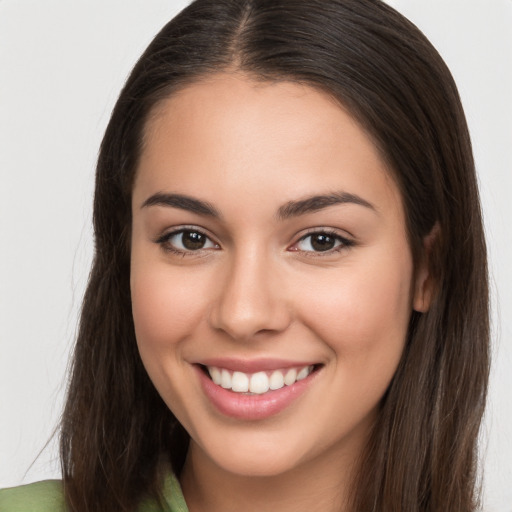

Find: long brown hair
<box><xmin>60</xmin><ymin>1</ymin><xmax>489</xmax><ymax>510</ymax></box>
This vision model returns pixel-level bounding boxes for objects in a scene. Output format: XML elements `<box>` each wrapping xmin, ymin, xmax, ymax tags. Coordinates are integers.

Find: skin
<box><xmin>130</xmin><ymin>73</ymin><xmax>432</xmax><ymax>512</ymax></box>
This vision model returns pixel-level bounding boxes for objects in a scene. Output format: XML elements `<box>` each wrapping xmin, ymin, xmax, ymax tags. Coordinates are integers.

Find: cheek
<box><xmin>295</xmin><ymin>253</ymin><xmax>414</xmax><ymax>440</ymax></box>
<box><xmin>130</xmin><ymin>261</ymin><xmax>208</xmax><ymax>355</ymax></box>
<box><xmin>130</xmin><ymin>262</ymin><xmax>211</xmax><ymax>425</ymax></box>
<box><xmin>299</xmin><ymin>251</ymin><xmax>414</xmax><ymax>365</ymax></box>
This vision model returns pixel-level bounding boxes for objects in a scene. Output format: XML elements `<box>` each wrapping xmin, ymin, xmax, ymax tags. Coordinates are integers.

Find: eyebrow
<box><xmin>141</xmin><ymin>190</ymin><xmax>375</xmax><ymax>220</ymax></box>
<box><xmin>277</xmin><ymin>191</ymin><xmax>376</xmax><ymax>220</ymax></box>
<box><xmin>141</xmin><ymin>192</ymin><xmax>221</xmax><ymax>218</ymax></box>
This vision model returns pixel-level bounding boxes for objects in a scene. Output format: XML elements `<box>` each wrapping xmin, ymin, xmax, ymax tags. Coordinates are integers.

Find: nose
<box><xmin>208</xmin><ymin>250</ymin><xmax>292</xmax><ymax>341</ymax></box>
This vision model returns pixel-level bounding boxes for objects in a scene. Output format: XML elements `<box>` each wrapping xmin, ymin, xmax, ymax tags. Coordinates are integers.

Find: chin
<box><xmin>214</xmin><ymin>452</ymin><xmax>304</xmax><ymax>478</ymax></box>
<box><xmin>191</xmin><ymin>432</ymin><xmax>310</xmax><ymax>478</ymax></box>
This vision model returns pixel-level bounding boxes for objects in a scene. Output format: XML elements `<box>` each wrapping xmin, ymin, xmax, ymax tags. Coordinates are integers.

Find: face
<box><xmin>130</xmin><ymin>74</ymin><xmax>427</xmax><ymax>479</ymax></box>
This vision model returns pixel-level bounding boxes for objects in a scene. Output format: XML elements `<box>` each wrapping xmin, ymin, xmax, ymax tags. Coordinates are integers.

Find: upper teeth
<box><xmin>207</xmin><ymin>365</ymin><xmax>314</xmax><ymax>394</ymax></box>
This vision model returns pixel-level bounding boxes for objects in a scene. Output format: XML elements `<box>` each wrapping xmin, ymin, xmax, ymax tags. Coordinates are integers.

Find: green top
<box><xmin>0</xmin><ymin>473</ymin><xmax>188</xmax><ymax>512</ymax></box>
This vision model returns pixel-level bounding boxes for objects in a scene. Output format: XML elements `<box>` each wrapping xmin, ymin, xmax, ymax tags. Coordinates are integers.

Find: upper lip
<box><xmin>195</xmin><ymin>358</ymin><xmax>319</xmax><ymax>373</ymax></box>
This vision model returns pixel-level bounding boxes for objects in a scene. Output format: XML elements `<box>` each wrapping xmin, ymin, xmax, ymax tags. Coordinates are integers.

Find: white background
<box><xmin>0</xmin><ymin>1</ymin><xmax>510</xmax><ymax>510</ymax></box>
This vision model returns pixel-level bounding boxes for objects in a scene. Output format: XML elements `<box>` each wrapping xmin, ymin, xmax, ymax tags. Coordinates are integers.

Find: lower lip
<box><xmin>195</xmin><ymin>366</ymin><xmax>319</xmax><ymax>421</ymax></box>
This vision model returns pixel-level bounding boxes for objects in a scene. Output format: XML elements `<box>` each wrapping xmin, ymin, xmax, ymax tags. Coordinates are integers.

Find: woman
<box><xmin>0</xmin><ymin>0</ymin><xmax>489</xmax><ymax>511</ymax></box>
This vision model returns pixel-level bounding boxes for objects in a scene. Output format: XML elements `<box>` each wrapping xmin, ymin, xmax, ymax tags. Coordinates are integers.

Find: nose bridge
<box><xmin>209</xmin><ymin>244</ymin><xmax>290</xmax><ymax>340</ymax></box>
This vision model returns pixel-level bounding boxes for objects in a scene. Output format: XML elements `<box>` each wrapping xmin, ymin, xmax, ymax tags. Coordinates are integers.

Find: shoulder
<box><xmin>0</xmin><ymin>474</ymin><xmax>188</xmax><ymax>512</ymax></box>
<box><xmin>0</xmin><ymin>480</ymin><xmax>66</xmax><ymax>511</ymax></box>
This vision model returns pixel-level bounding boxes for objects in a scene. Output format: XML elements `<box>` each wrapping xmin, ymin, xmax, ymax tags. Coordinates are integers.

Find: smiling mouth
<box><xmin>201</xmin><ymin>364</ymin><xmax>321</xmax><ymax>395</ymax></box>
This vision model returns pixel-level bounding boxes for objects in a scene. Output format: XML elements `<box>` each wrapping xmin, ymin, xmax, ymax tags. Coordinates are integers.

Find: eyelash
<box><xmin>155</xmin><ymin>227</ymin><xmax>355</xmax><ymax>257</ymax></box>
<box><xmin>292</xmin><ymin>229</ymin><xmax>355</xmax><ymax>256</ymax></box>
<box><xmin>155</xmin><ymin>227</ymin><xmax>219</xmax><ymax>257</ymax></box>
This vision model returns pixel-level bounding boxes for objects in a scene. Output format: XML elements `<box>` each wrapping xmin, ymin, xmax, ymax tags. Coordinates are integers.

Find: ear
<box><xmin>413</xmin><ymin>223</ymin><xmax>439</xmax><ymax>313</ymax></box>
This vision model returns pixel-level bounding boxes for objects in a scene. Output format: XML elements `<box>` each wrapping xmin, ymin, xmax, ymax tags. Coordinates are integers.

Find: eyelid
<box><xmin>153</xmin><ymin>225</ymin><xmax>354</xmax><ymax>256</ymax></box>
<box><xmin>288</xmin><ymin>228</ymin><xmax>355</xmax><ymax>254</ymax></box>
<box><xmin>154</xmin><ymin>225</ymin><xmax>220</xmax><ymax>254</ymax></box>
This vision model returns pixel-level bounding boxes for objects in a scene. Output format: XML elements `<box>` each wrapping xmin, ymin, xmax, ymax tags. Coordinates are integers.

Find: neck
<box><xmin>180</xmin><ymin>437</ymin><xmax>364</xmax><ymax>512</ymax></box>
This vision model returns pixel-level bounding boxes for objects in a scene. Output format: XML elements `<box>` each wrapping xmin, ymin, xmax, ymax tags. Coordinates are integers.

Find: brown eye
<box><xmin>293</xmin><ymin>231</ymin><xmax>353</xmax><ymax>254</ymax></box>
<box><xmin>310</xmin><ymin>234</ymin><xmax>336</xmax><ymax>251</ymax></box>
<box><xmin>159</xmin><ymin>229</ymin><xmax>219</xmax><ymax>253</ymax></box>
<box><xmin>181</xmin><ymin>230</ymin><xmax>207</xmax><ymax>250</ymax></box>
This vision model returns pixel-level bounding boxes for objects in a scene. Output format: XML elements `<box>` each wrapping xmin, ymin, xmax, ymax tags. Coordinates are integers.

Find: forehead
<box><xmin>134</xmin><ymin>73</ymin><xmax>403</xmax><ymax>220</ymax></box>
<box><xmin>143</xmin><ymin>73</ymin><xmax>375</xmax><ymax>165</ymax></box>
